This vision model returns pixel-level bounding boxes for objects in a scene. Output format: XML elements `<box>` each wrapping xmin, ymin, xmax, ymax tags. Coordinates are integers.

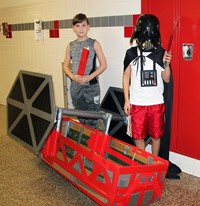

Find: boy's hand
<box><xmin>75</xmin><ymin>75</ymin><xmax>89</xmax><ymax>84</ymax></box>
<box><xmin>163</xmin><ymin>51</ymin><xmax>172</xmax><ymax>67</ymax></box>
<box><xmin>124</xmin><ymin>101</ymin><xmax>130</xmax><ymax>115</ymax></box>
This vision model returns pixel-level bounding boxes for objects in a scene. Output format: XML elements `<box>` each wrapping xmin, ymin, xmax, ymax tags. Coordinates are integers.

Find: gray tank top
<box><xmin>70</xmin><ymin>38</ymin><xmax>98</xmax><ymax>84</ymax></box>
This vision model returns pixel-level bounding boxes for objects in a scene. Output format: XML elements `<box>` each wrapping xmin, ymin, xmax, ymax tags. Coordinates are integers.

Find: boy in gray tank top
<box><xmin>63</xmin><ymin>13</ymin><xmax>107</xmax><ymax>128</ymax></box>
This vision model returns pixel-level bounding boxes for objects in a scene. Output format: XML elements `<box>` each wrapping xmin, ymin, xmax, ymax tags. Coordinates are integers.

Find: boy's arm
<box><xmin>63</xmin><ymin>45</ymin><xmax>75</xmax><ymax>81</ymax></box>
<box><xmin>162</xmin><ymin>51</ymin><xmax>172</xmax><ymax>83</ymax></box>
<box><xmin>123</xmin><ymin>65</ymin><xmax>131</xmax><ymax>115</ymax></box>
<box><xmin>87</xmin><ymin>40</ymin><xmax>107</xmax><ymax>82</ymax></box>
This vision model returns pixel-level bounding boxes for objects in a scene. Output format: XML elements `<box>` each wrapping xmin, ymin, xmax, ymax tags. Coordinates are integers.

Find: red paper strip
<box><xmin>77</xmin><ymin>47</ymin><xmax>89</xmax><ymax>76</ymax></box>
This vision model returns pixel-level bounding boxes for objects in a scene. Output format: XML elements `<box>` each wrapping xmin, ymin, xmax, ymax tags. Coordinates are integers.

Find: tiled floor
<box><xmin>1</xmin><ymin>104</ymin><xmax>200</xmax><ymax>206</ymax></box>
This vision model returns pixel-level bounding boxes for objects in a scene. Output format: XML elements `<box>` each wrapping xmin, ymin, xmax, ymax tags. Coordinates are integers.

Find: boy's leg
<box><xmin>151</xmin><ymin>137</ymin><xmax>160</xmax><ymax>155</ymax></box>
<box><xmin>148</xmin><ymin>104</ymin><xmax>165</xmax><ymax>156</ymax></box>
<box><xmin>134</xmin><ymin>139</ymin><xmax>145</xmax><ymax>151</ymax></box>
<box><xmin>82</xmin><ymin>83</ymin><xmax>100</xmax><ymax>128</ymax></box>
<box><xmin>130</xmin><ymin>105</ymin><xmax>147</xmax><ymax>150</ymax></box>
<box><xmin>72</xmin><ymin>83</ymin><xmax>100</xmax><ymax>129</ymax></box>
<box><xmin>70</xmin><ymin>83</ymin><xmax>92</xmax><ymax>126</ymax></box>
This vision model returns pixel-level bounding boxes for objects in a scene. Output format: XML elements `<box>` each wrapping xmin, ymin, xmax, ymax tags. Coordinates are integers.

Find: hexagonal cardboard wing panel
<box><xmin>7</xmin><ymin>70</ymin><xmax>56</xmax><ymax>154</ymax></box>
<box><xmin>100</xmin><ymin>87</ymin><xmax>151</xmax><ymax>146</ymax></box>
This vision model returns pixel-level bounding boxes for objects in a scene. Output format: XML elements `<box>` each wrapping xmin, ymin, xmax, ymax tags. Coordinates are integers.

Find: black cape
<box><xmin>123</xmin><ymin>46</ymin><xmax>165</xmax><ymax>71</ymax></box>
<box><xmin>123</xmin><ymin>46</ymin><xmax>182</xmax><ymax>178</ymax></box>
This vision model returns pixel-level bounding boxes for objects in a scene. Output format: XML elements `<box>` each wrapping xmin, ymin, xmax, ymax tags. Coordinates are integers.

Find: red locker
<box><xmin>142</xmin><ymin>0</ymin><xmax>200</xmax><ymax>160</ymax></box>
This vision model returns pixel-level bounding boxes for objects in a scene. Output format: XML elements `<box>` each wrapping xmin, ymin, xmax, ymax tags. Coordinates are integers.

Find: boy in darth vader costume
<box><xmin>123</xmin><ymin>14</ymin><xmax>181</xmax><ymax>179</ymax></box>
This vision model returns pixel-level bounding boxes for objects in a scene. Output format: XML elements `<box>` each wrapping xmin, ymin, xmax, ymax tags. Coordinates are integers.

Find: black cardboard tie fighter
<box><xmin>7</xmin><ymin>70</ymin><xmax>168</xmax><ymax>206</ymax></box>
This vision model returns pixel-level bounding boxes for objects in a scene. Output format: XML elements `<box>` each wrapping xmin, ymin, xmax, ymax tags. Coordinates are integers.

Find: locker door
<box><xmin>142</xmin><ymin>0</ymin><xmax>200</xmax><ymax>160</ymax></box>
<box><xmin>173</xmin><ymin>0</ymin><xmax>200</xmax><ymax>160</ymax></box>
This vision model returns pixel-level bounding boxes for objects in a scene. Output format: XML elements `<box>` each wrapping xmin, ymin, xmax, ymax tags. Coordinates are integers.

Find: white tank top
<box><xmin>129</xmin><ymin>49</ymin><xmax>164</xmax><ymax>106</ymax></box>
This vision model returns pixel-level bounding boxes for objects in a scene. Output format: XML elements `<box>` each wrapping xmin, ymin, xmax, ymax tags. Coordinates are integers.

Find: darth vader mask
<box><xmin>130</xmin><ymin>14</ymin><xmax>161</xmax><ymax>52</ymax></box>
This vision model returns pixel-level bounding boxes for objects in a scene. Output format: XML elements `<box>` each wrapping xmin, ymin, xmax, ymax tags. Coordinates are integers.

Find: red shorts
<box><xmin>130</xmin><ymin>104</ymin><xmax>165</xmax><ymax>140</ymax></box>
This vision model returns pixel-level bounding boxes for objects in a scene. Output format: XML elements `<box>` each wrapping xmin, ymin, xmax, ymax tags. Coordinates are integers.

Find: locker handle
<box><xmin>182</xmin><ymin>43</ymin><xmax>194</xmax><ymax>60</ymax></box>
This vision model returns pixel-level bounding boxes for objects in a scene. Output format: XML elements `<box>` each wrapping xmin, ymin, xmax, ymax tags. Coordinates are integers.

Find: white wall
<box><xmin>0</xmin><ymin>0</ymin><xmax>141</xmax><ymax>107</ymax></box>
<box><xmin>0</xmin><ymin>0</ymin><xmax>47</xmax><ymax>9</ymax></box>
